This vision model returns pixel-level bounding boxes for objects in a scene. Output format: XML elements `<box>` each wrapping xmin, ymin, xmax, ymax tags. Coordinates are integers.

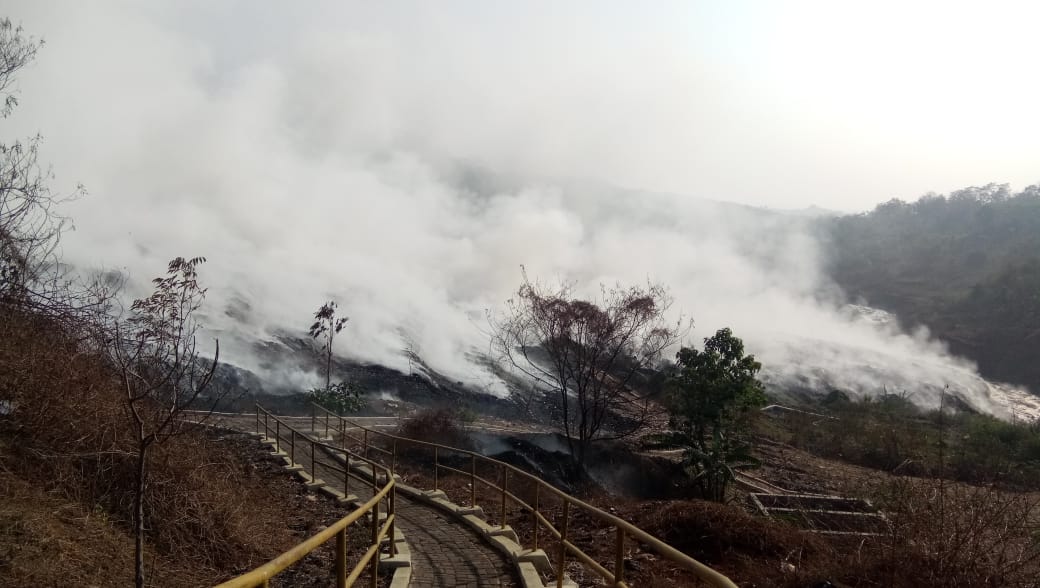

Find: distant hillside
<box><xmin>821</xmin><ymin>183</ymin><xmax>1040</xmax><ymax>392</ymax></box>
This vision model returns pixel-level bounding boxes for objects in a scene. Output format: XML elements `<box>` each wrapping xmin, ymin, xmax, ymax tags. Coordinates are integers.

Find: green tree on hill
<box><xmin>668</xmin><ymin>328</ymin><xmax>766</xmax><ymax>502</ymax></box>
<box><xmin>823</xmin><ymin>183</ymin><xmax>1040</xmax><ymax>391</ymax></box>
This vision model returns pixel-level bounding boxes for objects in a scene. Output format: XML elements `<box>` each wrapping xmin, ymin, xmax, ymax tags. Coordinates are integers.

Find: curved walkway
<box><xmin>217</xmin><ymin>414</ymin><xmax>519</xmax><ymax>588</ymax></box>
<box><xmin>395</xmin><ymin>501</ymin><xmax>516</xmax><ymax>587</ymax></box>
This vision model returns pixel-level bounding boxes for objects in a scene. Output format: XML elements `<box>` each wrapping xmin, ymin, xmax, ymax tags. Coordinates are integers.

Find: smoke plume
<box><xmin>5</xmin><ymin>2</ymin><xmax>1033</xmax><ymax>418</ymax></box>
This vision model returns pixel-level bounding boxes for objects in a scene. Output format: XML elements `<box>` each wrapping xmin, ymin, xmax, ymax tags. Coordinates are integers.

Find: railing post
<box><xmin>311</xmin><ymin>404</ymin><xmax>316</xmax><ymax>434</ymax></box>
<box><xmin>389</xmin><ymin>486</ymin><xmax>397</xmax><ymax>556</ymax></box>
<box><xmin>533</xmin><ymin>484</ymin><xmax>540</xmax><ymax>550</ymax></box>
<box><xmin>344</xmin><ymin>456</ymin><xmax>350</xmax><ymax>496</ymax></box>
<box><xmin>470</xmin><ymin>454</ymin><xmax>477</xmax><ymax>508</ymax></box>
<box><xmin>614</xmin><ymin>527</ymin><xmax>625</xmax><ymax>586</ymax></box>
<box><xmin>290</xmin><ymin>429</ymin><xmax>296</xmax><ymax>465</ymax></box>
<box><xmin>310</xmin><ymin>439</ymin><xmax>316</xmax><ymax>477</ymax></box>
<box><xmin>433</xmin><ymin>446</ymin><xmax>439</xmax><ymax>491</ymax></box>
<box><xmin>276</xmin><ymin>420</ymin><xmax>281</xmax><ymax>452</ymax></box>
<box><xmin>370</xmin><ymin>500</ymin><xmax>380</xmax><ymax>588</ymax></box>
<box><xmin>363</xmin><ymin>429</ymin><xmax>369</xmax><ymax>459</ymax></box>
<box><xmin>557</xmin><ymin>500</ymin><xmax>570</xmax><ymax>588</ymax></box>
<box><xmin>264</xmin><ymin>411</ymin><xmax>269</xmax><ymax>440</ymax></box>
<box><xmin>335</xmin><ymin>527</ymin><xmax>347</xmax><ymax>588</ymax></box>
<box><xmin>325</xmin><ymin>410</ymin><xmax>330</xmax><ymax>439</ymax></box>
<box><xmin>255</xmin><ymin>405</ymin><xmax>260</xmax><ymax>435</ymax></box>
<box><xmin>500</xmin><ymin>464</ymin><xmax>508</xmax><ymax>528</ymax></box>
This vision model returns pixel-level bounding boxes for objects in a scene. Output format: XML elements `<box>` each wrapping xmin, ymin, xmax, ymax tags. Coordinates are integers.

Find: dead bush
<box><xmin>869</xmin><ymin>477</ymin><xmax>1040</xmax><ymax>587</ymax></box>
<box><xmin>636</xmin><ymin>500</ymin><xmax>830</xmax><ymax>566</ymax></box>
<box><xmin>0</xmin><ymin>307</ymin><xmax>289</xmax><ymax>580</ymax></box>
<box><xmin>397</xmin><ymin>407</ymin><xmax>473</xmax><ymax>450</ymax></box>
<box><xmin>627</xmin><ymin>482</ymin><xmax>1040</xmax><ymax>588</ymax></box>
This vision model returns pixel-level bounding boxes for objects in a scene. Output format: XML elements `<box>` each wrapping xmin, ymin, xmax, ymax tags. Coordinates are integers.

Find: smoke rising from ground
<box><xmin>4</xmin><ymin>2</ymin><xmax>1031</xmax><ymax>416</ymax></box>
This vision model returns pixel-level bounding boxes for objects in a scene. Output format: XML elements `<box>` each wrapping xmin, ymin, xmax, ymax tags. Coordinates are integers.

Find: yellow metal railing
<box><xmin>311</xmin><ymin>402</ymin><xmax>738</xmax><ymax>588</ymax></box>
<box><xmin>215</xmin><ymin>406</ymin><xmax>396</xmax><ymax>588</ymax></box>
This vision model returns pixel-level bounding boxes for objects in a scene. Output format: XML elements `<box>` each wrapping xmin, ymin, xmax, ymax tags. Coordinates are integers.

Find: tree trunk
<box><xmin>326</xmin><ymin>337</ymin><xmax>333</xmax><ymax>390</ymax></box>
<box><xmin>134</xmin><ymin>444</ymin><xmax>148</xmax><ymax>588</ymax></box>
<box><xmin>561</xmin><ymin>389</ymin><xmax>577</xmax><ymax>467</ymax></box>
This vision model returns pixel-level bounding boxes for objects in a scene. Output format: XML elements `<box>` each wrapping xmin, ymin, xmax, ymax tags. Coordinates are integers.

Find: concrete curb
<box><xmin>255</xmin><ymin>432</ymin><xmax>413</xmax><ymax>588</ymax></box>
<box><xmin>400</xmin><ymin>485</ymin><xmax>571</xmax><ymax>588</ymax></box>
<box><xmin>319</xmin><ymin>445</ymin><xmax>574</xmax><ymax>588</ymax></box>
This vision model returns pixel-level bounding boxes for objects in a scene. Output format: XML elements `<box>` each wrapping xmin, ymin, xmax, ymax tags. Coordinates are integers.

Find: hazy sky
<box><xmin>7</xmin><ymin>1</ymin><xmax>1038</xmax><ymax>211</ymax></box>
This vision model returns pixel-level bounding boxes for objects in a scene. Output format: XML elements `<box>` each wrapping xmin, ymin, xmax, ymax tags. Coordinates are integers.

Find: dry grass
<box><xmin>382</xmin><ymin>420</ymin><xmax>1040</xmax><ymax>587</ymax></box>
<box><xmin>630</xmin><ymin>486</ymin><xmax>1040</xmax><ymax>587</ymax></box>
<box><xmin>0</xmin><ymin>305</ymin><xmax>374</xmax><ymax>586</ymax></box>
<box><xmin>396</xmin><ymin>407</ymin><xmax>474</xmax><ymax>450</ymax></box>
<box><xmin>868</xmin><ymin>478</ymin><xmax>1040</xmax><ymax>587</ymax></box>
<box><xmin>0</xmin><ymin>468</ymin><xmax>145</xmax><ymax>587</ymax></box>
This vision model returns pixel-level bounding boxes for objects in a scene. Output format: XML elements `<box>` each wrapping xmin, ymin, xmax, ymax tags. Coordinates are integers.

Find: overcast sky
<box><xmin>7</xmin><ymin>0</ymin><xmax>1038</xmax><ymax>212</ymax></box>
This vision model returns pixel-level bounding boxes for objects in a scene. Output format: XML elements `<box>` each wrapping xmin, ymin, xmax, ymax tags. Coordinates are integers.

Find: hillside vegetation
<box><xmin>823</xmin><ymin>183</ymin><xmax>1040</xmax><ymax>392</ymax></box>
<box><xmin>770</xmin><ymin>391</ymin><xmax>1040</xmax><ymax>488</ymax></box>
<box><xmin>0</xmin><ymin>308</ymin><xmax>343</xmax><ymax>586</ymax></box>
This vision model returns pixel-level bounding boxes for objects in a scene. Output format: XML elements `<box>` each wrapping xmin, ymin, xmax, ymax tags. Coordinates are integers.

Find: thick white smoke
<box><xmin>4</xmin><ymin>2</ymin><xmax>1034</xmax><ymax>418</ymax></box>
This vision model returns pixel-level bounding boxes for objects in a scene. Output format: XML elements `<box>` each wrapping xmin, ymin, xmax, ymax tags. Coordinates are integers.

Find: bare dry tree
<box><xmin>109</xmin><ymin>256</ymin><xmax>223</xmax><ymax>588</ymax></box>
<box><xmin>0</xmin><ymin>17</ymin><xmax>38</xmax><ymax>117</ymax></box>
<box><xmin>0</xmin><ymin>17</ymin><xmax>86</xmax><ymax>313</ymax></box>
<box><xmin>490</xmin><ymin>270</ymin><xmax>686</xmax><ymax>476</ymax></box>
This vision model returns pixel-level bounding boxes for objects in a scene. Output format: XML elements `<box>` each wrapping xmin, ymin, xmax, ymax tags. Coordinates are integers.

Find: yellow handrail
<box><xmin>313</xmin><ymin>402</ymin><xmax>738</xmax><ymax>588</ymax></box>
<box><xmin>216</xmin><ymin>406</ymin><xmax>397</xmax><ymax>588</ymax></box>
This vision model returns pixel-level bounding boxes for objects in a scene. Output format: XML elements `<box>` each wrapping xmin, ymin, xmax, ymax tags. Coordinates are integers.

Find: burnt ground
<box><xmin>206</xmin><ymin>335</ymin><xmax>533</xmax><ymax>423</ymax></box>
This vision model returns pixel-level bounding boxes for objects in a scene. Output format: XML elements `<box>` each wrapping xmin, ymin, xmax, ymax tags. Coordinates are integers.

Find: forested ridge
<box><xmin>823</xmin><ymin>183</ymin><xmax>1040</xmax><ymax>393</ymax></box>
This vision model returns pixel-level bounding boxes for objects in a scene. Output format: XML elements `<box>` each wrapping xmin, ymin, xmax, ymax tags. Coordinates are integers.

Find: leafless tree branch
<box><xmin>489</xmin><ymin>269</ymin><xmax>688</xmax><ymax>476</ymax></box>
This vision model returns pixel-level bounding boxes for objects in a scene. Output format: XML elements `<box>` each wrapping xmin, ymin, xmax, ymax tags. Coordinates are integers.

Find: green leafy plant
<box><xmin>682</xmin><ymin>429</ymin><xmax>759</xmax><ymax>503</ymax></box>
<box><xmin>456</xmin><ymin>406</ymin><xmax>478</xmax><ymax>425</ymax></box>
<box><xmin>667</xmin><ymin>327</ymin><xmax>766</xmax><ymax>501</ymax></box>
<box><xmin>308</xmin><ymin>380</ymin><xmax>364</xmax><ymax>415</ymax></box>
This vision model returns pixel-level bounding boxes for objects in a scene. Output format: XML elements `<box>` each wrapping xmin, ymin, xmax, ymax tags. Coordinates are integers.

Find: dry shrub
<box><xmin>0</xmin><ymin>307</ymin><xmax>288</xmax><ymax>579</ymax></box>
<box><xmin>870</xmin><ymin>478</ymin><xmax>1040</xmax><ymax>587</ymax></box>
<box><xmin>397</xmin><ymin>407</ymin><xmax>473</xmax><ymax>450</ymax></box>
<box><xmin>633</xmin><ymin>483</ymin><xmax>1040</xmax><ymax>588</ymax></box>
<box><xmin>636</xmin><ymin>500</ymin><xmax>829</xmax><ymax>566</ymax></box>
<box><xmin>0</xmin><ymin>468</ymin><xmax>145</xmax><ymax>587</ymax></box>
<box><xmin>130</xmin><ymin>433</ymin><xmax>283</xmax><ymax>570</ymax></box>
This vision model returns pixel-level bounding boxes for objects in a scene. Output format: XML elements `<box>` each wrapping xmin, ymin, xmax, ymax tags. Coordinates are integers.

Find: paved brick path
<box><xmin>220</xmin><ymin>415</ymin><xmax>519</xmax><ymax>588</ymax></box>
<box><xmin>395</xmin><ymin>504</ymin><xmax>517</xmax><ymax>587</ymax></box>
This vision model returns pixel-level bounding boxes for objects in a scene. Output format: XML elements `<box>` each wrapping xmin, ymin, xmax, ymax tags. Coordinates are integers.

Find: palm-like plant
<box><xmin>681</xmin><ymin>429</ymin><xmax>760</xmax><ymax>503</ymax></box>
